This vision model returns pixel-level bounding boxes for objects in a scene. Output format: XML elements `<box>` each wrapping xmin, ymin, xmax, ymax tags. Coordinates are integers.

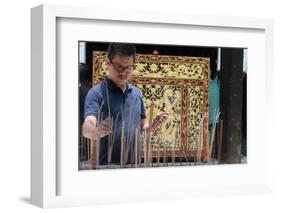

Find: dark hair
<box><xmin>107</xmin><ymin>43</ymin><xmax>136</xmax><ymax>61</ymax></box>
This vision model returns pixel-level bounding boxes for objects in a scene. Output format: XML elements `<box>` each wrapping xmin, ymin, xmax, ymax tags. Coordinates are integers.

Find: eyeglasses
<box><xmin>110</xmin><ymin>61</ymin><xmax>134</xmax><ymax>73</ymax></box>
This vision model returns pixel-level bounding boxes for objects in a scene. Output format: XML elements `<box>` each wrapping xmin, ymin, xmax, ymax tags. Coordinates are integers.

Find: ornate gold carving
<box><xmin>133</xmin><ymin>61</ymin><xmax>204</xmax><ymax>79</ymax></box>
<box><xmin>187</xmin><ymin>86</ymin><xmax>205</xmax><ymax>151</ymax></box>
<box><xmin>92</xmin><ymin>51</ymin><xmax>209</xmax><ymax>158</ymax></box>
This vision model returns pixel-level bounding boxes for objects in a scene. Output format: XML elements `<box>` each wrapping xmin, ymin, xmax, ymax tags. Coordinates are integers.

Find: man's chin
<box><xmin>114</xmin><ymin>78</ymin><xmax>127</xmax><ymax>87</ymax></box>
<box><xmin>117</xmin><ymin>77</ymin><xmax>128</xmax><ymax>82</ymax></box>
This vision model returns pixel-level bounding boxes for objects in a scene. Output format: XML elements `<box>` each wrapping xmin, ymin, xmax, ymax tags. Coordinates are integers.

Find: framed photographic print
<box><xmin>31</xmin><ymin>4</ymin><xmax>274</xmax><ymax>208</ymax></box>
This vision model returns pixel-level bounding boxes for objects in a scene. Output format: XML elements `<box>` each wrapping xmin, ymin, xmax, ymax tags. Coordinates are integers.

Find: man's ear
<box><xmin>105</xmin><ymin>57</ymin><xmax>110</xmax><ymax>69</ymax></box>
<box><xmin>105</xmin><ymin>57</ymin><xmax>110</xmax><ymax>64</ymax></box>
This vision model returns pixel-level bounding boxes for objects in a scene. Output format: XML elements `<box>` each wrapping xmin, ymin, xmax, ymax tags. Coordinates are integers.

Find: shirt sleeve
<box><xmin>84</xmin><ymin>87</ymin><xmax>102</xmax><ymax>119</ymax></box>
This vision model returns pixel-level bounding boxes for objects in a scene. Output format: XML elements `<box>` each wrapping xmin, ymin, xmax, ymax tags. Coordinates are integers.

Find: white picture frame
<box><xmin>31</xmin><ymin>4</ymin><xmax>274</xmax><ymax>208</ymax></box>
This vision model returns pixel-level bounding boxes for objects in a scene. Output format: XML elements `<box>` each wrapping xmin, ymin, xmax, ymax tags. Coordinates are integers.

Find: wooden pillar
<box><xmin>220</xmin><ymin>49</ymin><xmax>243</xmax><ymax>163</ymax></box>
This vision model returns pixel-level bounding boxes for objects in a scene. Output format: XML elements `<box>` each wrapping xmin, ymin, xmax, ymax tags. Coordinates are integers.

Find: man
<box><xmin>82</xmin><ymin>43</ymin><xmax>169</xmax><ymax>166</ymax></box>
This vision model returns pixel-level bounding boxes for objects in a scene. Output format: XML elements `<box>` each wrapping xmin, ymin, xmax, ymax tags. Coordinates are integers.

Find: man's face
<box><xmin>106</xmin><ymin>55</ymin><xmax>134</xmax><ymax>87</ymax></box>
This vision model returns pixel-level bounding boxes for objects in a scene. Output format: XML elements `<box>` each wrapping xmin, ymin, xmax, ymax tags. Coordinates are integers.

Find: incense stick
<box><xmin>92</xmin><ymin>101</ymin><xmax>104</xmax><ymax>169</ymax></box>
<box><xmin>134</xmin><ymin>128</ymin><xmax>138</xmax><ymax>168</ymax></box>
<box><xmin>81</xmin><ymin>137</ymin><xmax>84</xmax><ymax>160</ymax></box>
<box><xmin>108</xmin><ymin>113</ymin><xmax>119</xmax><ymax>168</ymax></box>
<box><xmin>178</xmin><ymin>125</ymin><xmax>188</xmax><ymax>164</ymax></box>
<box><xmin>143</xmin><ymin>127</ymin><xmax>147</xmax><ymax>167</ymax></box>
<box><xmin>157</xmin><ymin>139</ymin><xmax>161</xmax><ymax>167</ymax></box>
<box><xmin>182</xmin><ymin>142</ymin><xmax>189</xmax><ymax>164</ymax></box>
<box><xmin>196</xmin><ymin>114</ymin><xmax>206</xmax><ymax>164</ymax></box>
<box><xmin>90</xmin><ymin>138</ymin><xmax>95</xmax><ymax>169</ymax></box>
<box><xmin>120</xmin><ymin>130</ymin><xmax>124</xmax><ymax>168</ymax></box>
<box><xmin>119</xmin><ymin>102</ymin><xmax>125</xmax><ymax>168</ymax></box>
<box><xmin>80</xmin><ymin>136</ymin><xmax>82</xmax><ymax>158</ymax></box>
<box><xmin>172</xmin><ymin>131</ymin><xmax>178</xmax><ymax>166</ymax></box>
<box><xmin>105</xmin><ymin>82</ymin><xmax>111</xmax><ymax>119</ymax></box>
<box><xmin>96</xmin><ymin>112</ymin><xmax>104</xmax><ymax>169</ymax></box>
<box><xmin>105</xmin><ymin>83</ymin><xmax>113</xmax><ymax>168</ymax></box>
<box><xmin>197</xmin><ymin>123</ymin><xmax>203</xmax><ymax>164</ymax></box>
<box><xmin>87</xmin><ymin>138</ymin><xmax>90</xmax><ymax>168</ymax></box>
<box><xmin>218</xmin><ymin>120</ymin><xmax>223</xmax><ymax>163</ymax></box>
<box><xmin>146</xmin><ymin>101</ymin><xmax>155</xmax><ymax>167</ymax></box>
<box><xmin>208</xmin><ymin>111</ymin><xmax>221</xmax><ymax>162</ymax></box>
<box><xmin>208</xmin><ymin>122</ymin><xmax>217</xmax><ymax>163</ymax></box>
<box><xmin>163</xmin><ymin>145</ymin><xmax>167</xmax><ymax>166</ymax></box>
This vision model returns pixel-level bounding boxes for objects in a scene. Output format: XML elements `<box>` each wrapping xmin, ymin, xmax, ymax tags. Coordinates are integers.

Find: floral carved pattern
<box><xmin>92</xmin><ymin>51</ymin><xmax>209</xmax><ymax>158</ymax></box>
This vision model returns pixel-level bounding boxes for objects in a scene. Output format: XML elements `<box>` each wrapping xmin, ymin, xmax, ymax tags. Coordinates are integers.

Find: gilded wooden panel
<box><xmin>92</xmin><ymin>51</ymin><xmax>210</xmax><ymax>159</ymax></box>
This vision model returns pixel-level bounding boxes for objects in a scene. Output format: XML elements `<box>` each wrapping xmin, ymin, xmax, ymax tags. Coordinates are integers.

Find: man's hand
<box><xmin>82</xmin><ymin>116</ymin><xmax>113</xmax><ymax>139</ymax></box>
<box><xmin>97</xmin><ymin>117</ymin><xmax>113</xmax><ymax>138</ymax></box>
<box><xmin>151</xmin><ymin>111</ymin><xmax>170</xmax><ymax>134</ymax></box>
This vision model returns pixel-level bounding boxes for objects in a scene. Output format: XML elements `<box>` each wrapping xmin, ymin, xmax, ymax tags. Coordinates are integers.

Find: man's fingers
<box><xmin>156</xmin><ymin>112</ymin><xmax>169</xmax><ymax>121</ymax></box>
<box><xmin>100</xmin><ymin>123</ymin><xmax>112</xmax><ymax>129</ymax></box>
<box><xmin>93</xmin><ymin>118</ymin><xmax>113</xmax><ymax>138</ymax></box>
<box><xmin>162</xmin><ymin>112</ymin><xmax>170</xmax><ymax>116</ymax></box>
<box><xmin>151</xmin><ymin>111</ymin><xmax>170</xmax><ymax>131</ymax></box>
<box><xmin>100</xmin><ymin>120</ymin><xmax>113</xmax><ymax>129</ymax></box>
<box><xmin>100</xmin><ymin>125</ymin><xmax>112</xmax><ymax>131</ymax></box>
<box><xmin>156</xmin><ymin>111</ymin><xmax>169</xmax><ymax>118</ymax></box>
<box><xmin>101</xmin><ymin>118</ymin><xmax>113</xmax><ymax>125</ymax></box>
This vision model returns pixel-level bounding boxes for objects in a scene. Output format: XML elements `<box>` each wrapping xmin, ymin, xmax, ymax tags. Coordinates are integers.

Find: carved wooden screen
<box><xmin>92</xmin><ymin>51</ymin><xmax>210</xmax><ymax>160</ymax></box>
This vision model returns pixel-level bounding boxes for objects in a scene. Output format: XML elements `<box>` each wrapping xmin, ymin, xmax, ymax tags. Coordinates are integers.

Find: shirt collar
<box><xmin>105</xmin><ymin>77</ymin><xmax>133</xmax><ymax>93</ymax></box>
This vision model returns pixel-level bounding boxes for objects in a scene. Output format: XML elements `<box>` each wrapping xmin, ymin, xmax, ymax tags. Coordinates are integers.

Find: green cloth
<box><xmin>209</xmin><ymin>77</ymin><xmax>220</xmax><ymax>124</ymax></box>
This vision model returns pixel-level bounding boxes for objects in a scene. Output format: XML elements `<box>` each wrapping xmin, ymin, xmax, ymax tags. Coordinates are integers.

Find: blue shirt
<box><xmin>84</xmin><ymin>77</ymin><xmax>146</xmax><ymax>165</ymax></box>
